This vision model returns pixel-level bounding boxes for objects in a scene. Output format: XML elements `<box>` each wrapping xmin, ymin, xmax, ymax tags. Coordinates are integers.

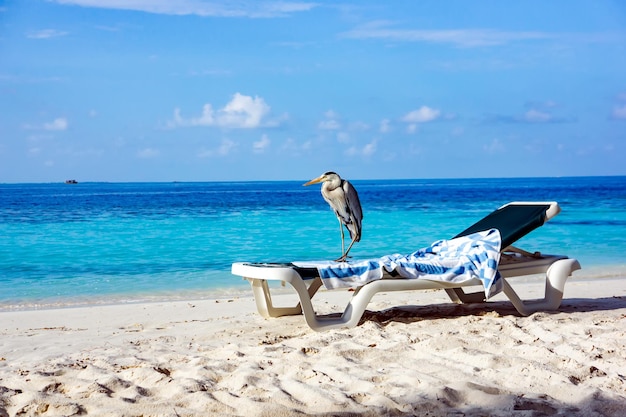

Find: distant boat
<box><xmin>65</xmin><ymin>179</ymin><xmax>78</xmax><ymax>184</ymax></box>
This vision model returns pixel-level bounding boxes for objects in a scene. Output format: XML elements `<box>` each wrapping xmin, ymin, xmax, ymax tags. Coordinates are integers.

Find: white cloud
<box><xmin>253</xmin><ymin>134</ymin><xmax>270</xmax><ymax>153</ymax></box>
<box><xmin>23</xmin><ymin>118</ymin><xmax>68</xmax><ymax>131</ymax></box>
<box><xmin>280</xmin><ymin>137</ymin><xmax>311</xmax><ymax>155</ymax></box>
<box><xmin>318</xmin><ymin>120</ymin><xmax>340</xmax><ymax>129</ymax></box>
<box><xmin>318</xmin><ymin>110</ymin><xmax>341</xmax><ymax>130</ymax></box>
<box><xmin>176</xmin><ymin>103</ymin><xmax>214</xmax><ymax>126</ymax></box>
<box><xmin>345</xmin><ymin>140</ymin><xmax>377</xmax><ymax>157</ymax></box>
<box><xmin>336</xmin><ymin>132</ymin><xmax>351</xmax><ymax>144</ymax></box>
<box><xmin>281</xmin><ymin>137</ymin><xmax>297</xmax><ymax>152</ymax></box>
<box><xmin>114</xmin><ymin>137</ymin><xmax>126</xmax><ymax>147</ymax></box>
<box><xmin>406</xmin><ymin>124</ymin><xmax>418</xmax><ymax>134</ymax></box>
<box><xmin>197</xmin><ymin>139</ymin><xmax>237</xmax><ymax>157</ymax></box>
<box><xmin>95</xmin><ymin>24</ymin><xmax>122</xmax><ymax>32</ymax></box>
<box><xmin>137</xmin><ymin>148</ymin><xmax>159</xmax><ymax>158</ymax></box>
<box><xmin>220</xmin><ymin>93</ymin><xmax>270</xmax><ymax>128</ymax></box>
<box><xmin>489</xmin><ymin>107</ymin><xmax>570</xmax><ymax>124</ymax></box>
<box><xmin>362</xmin><ymin>140</ymin><xmax>377</xmax><ymax>157</ymax></box>
<box><xmin>218</xmin><ymin>139</ymin><xmax>237</xmax><ymax>156</ymax></box>
<box><xmin>402</xmin><ymin>106</ymin><xmax>440</xmax><ymax>133</ymax></box>
<box><xmin>612</xmin><ymin>104</ymin><xmax>626</xmax><ymax>120</ymax></box>
<box><xmin>451</xmin><ymin>127</ymin><xmax>464</xmax><ymax>136</ymax></box>
<box><xmin>483</xmin><ymin>138</ymin><xmax>505</xmax><ymax>154</ymax></box>
<box><xmin>217</xmin><ymin>139</ymin><xmax>236</xmax><ymax>155</ymax></box>
<box><xmin>170</xmin><ymin>93</ymin><xmax>274</xmax><ymax>129</ymax></box>
<box><xmin>27</xmin><ymin>29</ymin><xmax>68</xmax><ymax>39</ymax></box>
<box><xmin>341</xmin><ymin>21</ymin><xmax>552</xmax><ymax>47</ymax></box>
<box><xmin>349</xmin><ymin>121</ymin><xmax>370</xmax><ymax>131</ymax></box>
<box><xmin>26</xmin><ymin>133</ymin><xmax>54</xmax><ymax>142</ymax></box>
<box><xmin>379</xmin><ymin>118</ymin><xmax>391</xmax><ymax>133</ymax></box>
<box><xmin>403</xmin><ymin>106</ymin><xmax>441</xmax><ymax>123</ymax></box>
<box><xmin>344</xmin><ymin>146</ymin><xmax>357</xmax><ymax>156</ymax></box>
<box><xmin>51</xmin><ymin>0</ymin><xmax>317</xmax><ymax>18</ymax></box>
<box><xmin>525</xmin><ymin>100</ymin><xmax>558</xmax><ymax>110</ymax></box>
<box><xmin>187</xmin><ymin>68</ymin><xmax>232</xmax><ymax>77</ymax></box>
<box><xmin>0</xmin><ymin>74</ymin><xmax>65</xmax><ymax>83</ymax></box>
<box><xmin>44</xmin><ymin>118</ymin><xmax>68</xmax><ymax>131</ymax></box>
<box><xmin>523</xmin><ymin>109</ymin><xmax>552</xmax><ymax>123</ymax></box>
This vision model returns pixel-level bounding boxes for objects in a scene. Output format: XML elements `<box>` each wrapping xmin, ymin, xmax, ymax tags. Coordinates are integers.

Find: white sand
<box><xmin>1</xmin><ymin>274</ymin><xmax>626</xmax><ymax>416</ymax></box>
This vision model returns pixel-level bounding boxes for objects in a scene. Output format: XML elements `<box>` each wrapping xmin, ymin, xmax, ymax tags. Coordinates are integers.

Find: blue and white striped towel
<box><xmin>295</xmin><ymin>229</ymin><xmax>502</xmax><ymax>298</ymax></box>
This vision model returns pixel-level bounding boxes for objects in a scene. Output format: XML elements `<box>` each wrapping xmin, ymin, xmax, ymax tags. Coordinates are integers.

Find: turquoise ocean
<box><xmin>1</xmin><ymin>176</ymin><xmax>625</xmax><ymax>310</ymax></box>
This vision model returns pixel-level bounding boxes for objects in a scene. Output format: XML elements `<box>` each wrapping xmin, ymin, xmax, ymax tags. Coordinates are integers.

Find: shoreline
<box><xmin>0</xmin><ymin>284</ymin><xmax>254</xmax><ymax>313</ymax></box>
<box><xmin>1</xmin><ymin>263</ymin><xmax>625</xmax><ymax>313</ymax></box>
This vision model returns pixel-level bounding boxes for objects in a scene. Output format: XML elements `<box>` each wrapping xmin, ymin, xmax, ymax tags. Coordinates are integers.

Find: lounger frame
<box><xmin>231</xmin><ymin>202</ymin><xmax>581</xmax><ymax>331</ymax></box>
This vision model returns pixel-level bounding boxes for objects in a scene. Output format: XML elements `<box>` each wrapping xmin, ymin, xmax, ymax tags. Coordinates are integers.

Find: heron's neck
<box><xmin>323</xmin><ymin>178</ymin><xmax>342</xmax><ymax>191</ymax></box>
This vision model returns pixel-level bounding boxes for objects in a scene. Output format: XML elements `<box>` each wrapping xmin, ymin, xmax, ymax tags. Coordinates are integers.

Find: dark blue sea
<box><xmin>1</xmin><ymin>176</ymin><xmax>625</xmax><ymax>310</ymax></box>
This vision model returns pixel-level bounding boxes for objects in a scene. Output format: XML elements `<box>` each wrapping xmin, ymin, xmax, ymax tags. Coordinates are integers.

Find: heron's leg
<box><xmin>344</xmin><ymin>236</ymin><xmax>357</xmax><ymax>257</ymax></box>
<box><xmin>338</xmin><ymin>218</ymin><xmax>345</xmax><ymax>255</ymax></box>
<box><xmin>335</xmin><ymin>235</ymin><xmax>357</xmax><ymax>262</ymax></box>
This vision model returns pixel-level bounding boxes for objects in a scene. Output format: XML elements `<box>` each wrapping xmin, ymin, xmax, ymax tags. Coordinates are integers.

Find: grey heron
<box><xmin>304</xmin><ymin>172</ymin><xmax>363</xmax><ymax>262</ymax></box>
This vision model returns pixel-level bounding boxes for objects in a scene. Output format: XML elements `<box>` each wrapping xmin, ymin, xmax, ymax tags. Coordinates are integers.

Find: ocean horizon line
<box><xmin>2</xmin><ymin>174</ymin><xmax>625</xmax><ymax>186</ymax></box>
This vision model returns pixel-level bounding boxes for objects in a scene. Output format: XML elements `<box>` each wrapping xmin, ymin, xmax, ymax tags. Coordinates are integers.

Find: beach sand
<box><xmin>1</xmin><ymin>273</ymin><xmax>625</xmax><ymax>416</ymax></box>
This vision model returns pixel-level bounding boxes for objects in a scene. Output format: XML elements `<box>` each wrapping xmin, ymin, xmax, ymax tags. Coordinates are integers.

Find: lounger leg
<box><xmin>248</xmin><ymin>277</ymin><xmax>324</xmax><ymax>318</ymax></box>
<box><xmin>304</xmin><ymin>278</ymin><xmax>448</xmax><ymax>331</ymax></box>
<box><xmin>502</xmin><ymin>258</ymin><xmax>581</xmax><ymax>316</ymax></box>
<box><xmin>249</xmin><ymin>278</ymin><xmax>302</xmax><ymax>317</ymax></box>
<box><xmin>445</xmin><ymin>288</ymin><xmax>487</xmax><ymax>304</ymax></box>
<box><xmin>300</xmin><ymin>281</ymin><xmax>382</xmax><ymax>331</ymax></box>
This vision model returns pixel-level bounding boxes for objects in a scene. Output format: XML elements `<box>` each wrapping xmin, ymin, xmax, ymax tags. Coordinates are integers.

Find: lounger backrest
<box><xmin>452</xmin><ymin>203</ymin><xmax>552</xmax><ymax>249</ymax></box>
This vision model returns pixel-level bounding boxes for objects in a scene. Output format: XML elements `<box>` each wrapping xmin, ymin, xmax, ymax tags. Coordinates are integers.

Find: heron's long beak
<box><xmin>303</xmin><ymin>176</ymin><xmax>324</xmax><ymax>186</ymax></box>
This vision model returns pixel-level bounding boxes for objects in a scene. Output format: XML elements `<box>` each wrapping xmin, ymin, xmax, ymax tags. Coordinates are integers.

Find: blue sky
<box><xmin>1</xmin><ymin>0</ymin><xmax>625</xmax><ymax>182</ymax></box>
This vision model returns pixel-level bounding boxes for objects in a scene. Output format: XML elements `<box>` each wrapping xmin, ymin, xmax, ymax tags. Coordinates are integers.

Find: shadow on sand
<box><xmin>308</xmin><ymin>390</ymin><xmax>626</xmax><ymax>416</ymax></box>
<box><xmin>359</xmin><ymin>296</ymin><xmax>626</xmax><ymax>327</ymax></box>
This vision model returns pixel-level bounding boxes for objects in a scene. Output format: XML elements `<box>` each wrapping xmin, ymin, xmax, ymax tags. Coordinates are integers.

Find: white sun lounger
<box><xmin>231</xmin><ymin>202</ymin><xmax>581</xmax><ymax>331</ymax></box>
